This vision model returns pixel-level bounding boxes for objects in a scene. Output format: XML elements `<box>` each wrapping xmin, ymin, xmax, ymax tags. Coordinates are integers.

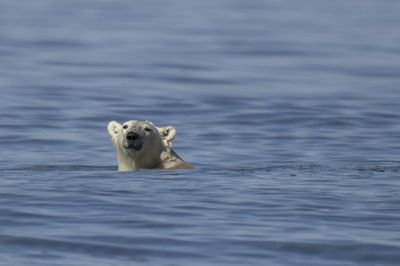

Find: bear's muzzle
<box><xmin>124</xmin><ymin>132</ymin><xmax>143</xmax><ymax>151</ymax></box>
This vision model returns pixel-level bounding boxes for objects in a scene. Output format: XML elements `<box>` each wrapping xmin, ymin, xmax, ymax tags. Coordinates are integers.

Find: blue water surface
<box><xmin>1</xmin><ymin>0</ymin><xmax>400</xmax><ymax>265</ymax></box>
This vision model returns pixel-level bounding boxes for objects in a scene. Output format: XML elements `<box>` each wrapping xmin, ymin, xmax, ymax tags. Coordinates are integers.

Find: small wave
<box><xmin>0</xmin><ymin>234</ymin><xmax>206</xmax><ymax>260</ymax></box>
<box><xmin>1</xmin><ymin>165</ymin><xmax>116</xmax><ymax>172</ymax></box>
<box><xmin>2</xmin><ymin>162</ymin><xmax>399</xmax><ymax>174</ymax></box>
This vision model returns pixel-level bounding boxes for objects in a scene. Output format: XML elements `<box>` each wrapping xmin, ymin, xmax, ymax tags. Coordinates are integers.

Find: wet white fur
<box><xmin>107</xmin><ymin>120</ymin><xmax>192</xmax><ymax>171</ymax></box>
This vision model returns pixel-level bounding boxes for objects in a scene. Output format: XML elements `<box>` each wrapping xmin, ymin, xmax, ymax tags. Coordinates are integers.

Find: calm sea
<box><xmin>1</xmin><ymin>0</ymin><xmax>400</xmax><ymax>265</ymax></box>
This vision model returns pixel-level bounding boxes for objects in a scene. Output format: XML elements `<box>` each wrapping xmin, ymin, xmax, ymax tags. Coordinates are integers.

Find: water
<box><xmin>1</xmin><ymin>0</ymin><xmax>400</xmax><ymax>265</ymax></box>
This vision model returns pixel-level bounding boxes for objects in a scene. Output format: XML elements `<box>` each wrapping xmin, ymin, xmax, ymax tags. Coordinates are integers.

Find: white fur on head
<box><xmin>145</xmin><ymin>120</ymin><xmax>155</xmax><ymax>126</ymax></box>
<box><xmin>157</xmin><ymin>126</ymin><xmax>176</xmax><ymax>148</ymax></box>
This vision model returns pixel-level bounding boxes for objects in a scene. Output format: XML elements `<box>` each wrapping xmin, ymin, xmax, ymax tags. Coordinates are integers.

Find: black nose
<box><xmin>126</xmin><ymin>132</ymin><xmax>139</xmax><ymax>141</ymax></box>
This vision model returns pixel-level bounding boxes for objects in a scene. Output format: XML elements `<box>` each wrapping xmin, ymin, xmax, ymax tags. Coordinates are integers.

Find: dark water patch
<box><xmin>345</xmin><ymin>67</ymin><xmax>400</xmax><ymax>79</ymax></box>
<box><xmin>149</xmin><ymin>62</ymin><xmax>212</xmax><ymax>71</ymax></box>
<box><xmin>0</xmin><ymin>234</ymin><xmax>206</xmax><ymax>261</ymax></box>
<box><xmin>155</xmin><ymin>76</ymin><xmax>238</xmax><ymax>86</ymax></box>
<box><xmin>24</xmin><ymin>40</ymin><xmax>88</xmax><ymax>49</ymax></box>
<box><xmin>0</xmin><ymin>138</ymin><xmax>76</xmax><ymax>146</ymax></box>
<box><xmin>224</xmin><ymin>46</ymin><xmax>316</xmax><ymax>57</ymax></box>
<box><xmin>224</xmin><ymin>239</ymin><xmax>400</xmax><ymax>265</ymax></box>
<box><xmin>202</xmin><ymin>95</ymin><xmax>259</xmax><ymax>108</ymax></box>
<box><xmin>304</xmin><ymin>65</ymin><xmax>400</xmax><ymax>79</ymax></box>
<box><xmin>64</xmin><ymin>71</ymin><xmax>143</xmax><ymax>80</ymax></box>
<box><xmin>2</xmin><ymin>165</ymin><xmax>116</xmax><ymax>173</ymax></box>
<box><xmin>0</xmin><ymin>209</ymin><xmax>65</xmax><ymax>221</ymax></box>
<box><xmin>42</xmin><ymin>60</ymin><xmax>129</xmax><ymax>69</ymax></box>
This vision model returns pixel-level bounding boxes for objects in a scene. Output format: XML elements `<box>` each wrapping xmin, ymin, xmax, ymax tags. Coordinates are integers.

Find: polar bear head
<box><xmin>107</xmin><ymin>120</ymin><xmax>177</xmax><ymax>171</ymax></box>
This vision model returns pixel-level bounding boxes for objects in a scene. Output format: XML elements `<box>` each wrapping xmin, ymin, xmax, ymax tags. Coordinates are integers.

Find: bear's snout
<box><xmin>124</xmin><ymin>131</ymin><xmax>143</xmax><ymax>151</ymax></box>
<box><xmin>126</xmin><ymin>132</ymin><xmax>139</xmax><ymax>142</ymax></box>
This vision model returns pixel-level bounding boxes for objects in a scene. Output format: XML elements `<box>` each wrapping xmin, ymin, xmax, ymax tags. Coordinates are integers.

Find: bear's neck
<box><xmin>156</xmin><ymin>148</ymin><xmax>190</xmax><ymax>169</ymax></box>
<box><xmin>116</xmin><ymin>145</ymin><xmax>187</xmax><ymax>171</ymax></box>
<box><xmin>116</xmin><ymin>147</ymin><xmax>161</xmax><ymax>171</ymax></box>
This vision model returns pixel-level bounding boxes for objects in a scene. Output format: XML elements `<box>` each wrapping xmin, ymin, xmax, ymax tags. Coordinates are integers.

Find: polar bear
<box><xmin>107</xmin><ymin>120</ymin><xmax>192</xmax><ymax>171</ymax></box>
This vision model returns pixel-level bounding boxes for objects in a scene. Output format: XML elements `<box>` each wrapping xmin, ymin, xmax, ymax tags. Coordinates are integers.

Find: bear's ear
<box><xmin>158</xmin><ymin>126</ymin><xmax>176</xmax><ymax>147</ymax></box>
<box><xmin>107</xmin><ymin>121</ymin><xmax>122</xmax><ymax>138</ymax></box>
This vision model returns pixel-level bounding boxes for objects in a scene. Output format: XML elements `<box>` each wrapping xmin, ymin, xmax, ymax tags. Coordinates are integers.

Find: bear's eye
<box><xmin>144</xmin><ymin>127</ymin><xmax>152</xmax><ymax>132</ymax></box>
<box><xmin>122</xmin><ymin>125</ymin><xmax>128</xmax><ymax>129</ymax></box>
